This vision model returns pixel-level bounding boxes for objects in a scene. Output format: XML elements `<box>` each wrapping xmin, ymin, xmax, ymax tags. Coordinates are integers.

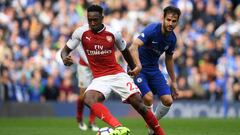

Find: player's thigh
<box><xmin>149</xmin><ymin>72</ymin><xmax>171</xmax><ymax>96</ymax></box>
<box><xmin>111</xmin><ymin>73</ymin><xmax>141</xmax><ymax>102</ymax></box>
<box><xmin>77</xmin><ymin>65</ymin><xmax>92</xmax><ymax>88</ymax></box>
<box><xmin>134</xmin><ymin>73</ymin><xmax>151</xmax><ymax>97</ymax></box>
<box><xmin>85</xmin><ymin>77</ymin><xmax>112</xmax><ymax>100</ymax></box>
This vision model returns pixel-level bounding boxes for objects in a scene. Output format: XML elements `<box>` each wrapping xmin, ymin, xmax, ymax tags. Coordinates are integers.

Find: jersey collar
<box><xmin>97</xmin><ymin>24</ymin><xmax>106</xmax><ymax>33</ymax></box>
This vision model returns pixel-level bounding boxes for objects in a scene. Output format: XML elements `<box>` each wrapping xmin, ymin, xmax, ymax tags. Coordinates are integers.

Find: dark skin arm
<box><xmin>121</xmin><ymin>47</ymin><xmax>141</xmax><ymax>77</ymax></box>
<box><xmin>61</xmin><ymin>45</ymin><xmax>74</xmax><ymax>66</ymax></box>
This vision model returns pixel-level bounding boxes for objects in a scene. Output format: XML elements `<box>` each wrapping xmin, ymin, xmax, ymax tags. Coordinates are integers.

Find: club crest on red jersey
<box><xmin>106</xmin><ymin>36</ymin><xmax>113</xmax><ymax>42</ymax></box>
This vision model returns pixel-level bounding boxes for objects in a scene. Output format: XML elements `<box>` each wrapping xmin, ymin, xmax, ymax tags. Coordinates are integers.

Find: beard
<box><xmin>164</xmin><ymin>25</ymin><xmax>173</xmax><ymax>32</ymax></box>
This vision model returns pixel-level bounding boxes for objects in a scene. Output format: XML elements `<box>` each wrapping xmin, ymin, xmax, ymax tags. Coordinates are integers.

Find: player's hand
<box><xmin>128</xmin><ymin>65</ymin><xmax>141</xmax><ymax>77</ymax></box>
<box><xmin>62</xmin><ymin>55</ymin><xmax>74</xmax><ymax>66</ymax></box>
<box><xmin>170</xmin><ymin>82</ymin><xmax>179</xmax><ymax>99</ymax></box>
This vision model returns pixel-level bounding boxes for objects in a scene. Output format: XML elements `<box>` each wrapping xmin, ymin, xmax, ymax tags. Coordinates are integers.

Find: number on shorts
<box><xmin>126</xmin><ymin>82</ymin><xmax>138</xmax><ymax>91</ymax></box>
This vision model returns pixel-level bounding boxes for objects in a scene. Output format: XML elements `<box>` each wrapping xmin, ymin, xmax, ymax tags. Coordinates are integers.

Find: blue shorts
<box><xmin>134</xmin><ymin>70</ymin><xmax>171</xmax><ymax>97</ymax></box>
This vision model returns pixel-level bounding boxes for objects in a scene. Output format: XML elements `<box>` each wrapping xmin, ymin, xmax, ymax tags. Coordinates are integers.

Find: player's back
<box><xmin>138</xmin><ymin>23</ymin><xmax>177</xmax><ymax>70</ymax></box>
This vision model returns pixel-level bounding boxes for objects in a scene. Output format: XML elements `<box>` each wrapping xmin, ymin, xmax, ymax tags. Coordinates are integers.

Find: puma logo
<box><xmin>86</xmin><ymin>36</ymin><xmax>91</xmax><ymax>41</ymax></box>
<box><xmin>101</xmin><ymin>114</ymin><xmax>105</xmax><ymax>120</ymax></box>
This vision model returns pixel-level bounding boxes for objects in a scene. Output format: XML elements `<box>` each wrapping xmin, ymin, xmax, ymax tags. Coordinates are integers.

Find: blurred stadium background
<box><xmin>0</xmin><ymin>0</ymin><xmax>240</xmax><ymax>135</ymax></box>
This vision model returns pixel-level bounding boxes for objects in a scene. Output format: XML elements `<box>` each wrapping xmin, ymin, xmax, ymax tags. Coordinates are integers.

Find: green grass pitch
<box><xmin>0</xmin><ymin>117</ymin><xmax>239</xmax><ymax>135</ymax></box>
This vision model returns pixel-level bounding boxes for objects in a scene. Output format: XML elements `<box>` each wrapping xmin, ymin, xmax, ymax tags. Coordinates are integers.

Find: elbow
<box><xmin>128</xmin><ymin>45</ymin><xmax>133</xmax><ymax>52</ymax></box>
<box><xmin>60</xmin><ymin>49</ymin><xmax>66</xmax><ymax>61</ymax></box>
<box><xmin>60</xmin><ymin>50</ymin><xmax>63</xmax><ymax>58</ymax></box>
<box><xmin>137</xmin><ymin>63</ymin><xmax>142</xmax><ymax>70</ymax></box>
<box><xmin>129</xmin><ymin>45</ymin><xmax>137</xmax><ymax>53</ymax></box>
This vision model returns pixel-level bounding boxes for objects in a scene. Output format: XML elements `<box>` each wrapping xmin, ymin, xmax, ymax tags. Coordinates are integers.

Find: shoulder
<box><xmin>141</xmin><ymin>23</ymin><xmax>160</xmax><ymax>37</ymax></box>
<box><xmin>105</xmin><ymin>25</ymin><xmax>122</xmax><ymax>40</ymax></box>
<box><xmin>105</xmin><ymin>25</ymin><xmax>119</xmax><ymax>35</ymax></box>
<box><xmin>138</xmin><ymin>23</ymin><xmax>159</xmax><ymax>40</ymax></box>
<box><xmin>72</xmin><ymin>25</ymin><xmax>89</xmax><ymax>37</ymax></box>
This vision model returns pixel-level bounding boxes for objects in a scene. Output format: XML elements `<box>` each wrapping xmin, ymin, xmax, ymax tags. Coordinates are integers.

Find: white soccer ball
<box><xmin>96</xmin><ymin>127</ymin><xmax>114</xmax><ymax>135</ymax></box>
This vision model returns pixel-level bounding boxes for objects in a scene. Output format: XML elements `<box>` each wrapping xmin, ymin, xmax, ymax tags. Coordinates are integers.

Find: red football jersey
<box><xmin>66</xmin><ymin>24</ymin><xmax>126</xmax><ymax>78</ymax></box>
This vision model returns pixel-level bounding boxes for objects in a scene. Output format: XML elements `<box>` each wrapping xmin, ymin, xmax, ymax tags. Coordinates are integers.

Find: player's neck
<box><xmin>93</xmin><ymin>24</ymin><xmax>105</xmax><ymax>33</ymax></box>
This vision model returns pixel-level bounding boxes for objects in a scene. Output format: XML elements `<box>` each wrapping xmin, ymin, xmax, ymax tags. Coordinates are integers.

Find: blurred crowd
<box><xmin>0</xmin><ymin>0</ymin><xmax>240</xmax><ymax>103</ymax></box>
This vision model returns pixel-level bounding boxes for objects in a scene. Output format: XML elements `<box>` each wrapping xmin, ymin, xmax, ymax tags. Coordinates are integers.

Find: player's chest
<box><xmin>82</xmin><ymin>33</ymin><xmax>115</xmax><ymax>50</ymax></box>
<box><xmin>150</xmin><ymin>37</ymin><xmax>171</xmax><ymax>51</ymax></box>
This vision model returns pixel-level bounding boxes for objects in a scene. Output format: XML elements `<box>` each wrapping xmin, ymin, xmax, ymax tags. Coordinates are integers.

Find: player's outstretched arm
<box><xmin>129</xmin><ymin>38</ymin><xmax>143</xmax><ymax>67</ymax></box>
<box><xmin>61</xmin><ymin>45</ymin><xmax>74</xmax><ymax>66</ymax></box>
<box><xmin>127</xmin><ymin>38</ymin><xmax>144</xmax><ymax>77</ymax></box>
<box><xmin>165</xmin><ymin>54</ymin><xmax>179</xmax><ymax>99</ymax></box>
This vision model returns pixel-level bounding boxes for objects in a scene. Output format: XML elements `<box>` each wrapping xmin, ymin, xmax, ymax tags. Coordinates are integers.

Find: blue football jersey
<box><xmin>138</xmin><ymin>23</ymin><xmax>177</xmax><ymax>70</ymax></box>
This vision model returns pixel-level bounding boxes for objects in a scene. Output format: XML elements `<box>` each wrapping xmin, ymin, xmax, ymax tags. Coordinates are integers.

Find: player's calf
<box><xmin>127</xmin><ymin>94</ymin><xmax>165</xmax><ymax>135</ymax></box>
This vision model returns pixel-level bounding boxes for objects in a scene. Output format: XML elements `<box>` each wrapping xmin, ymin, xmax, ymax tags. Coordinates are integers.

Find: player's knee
<box><xmin>79</xmin><ymin>88</ymin><xmax>86</xmax><ymax>99</ymax></box>
<box><xmin>143</xmin><ymin>93</ymin><xmax>153</xmax><ymax>106</ymax></box>
<box><xmin>161</xmin><ymin>97</ymin><xmax>173</xmax><ymax>107</ymax></box>
<box><xmin>79</xmin><ymin>94</ymin><xmax>84</xmax><ymax>101</ymax></box>
<box><xmin>83</xmin><ymin>96</ymin><xmax>92</xmax><ymax>107</ymax></box>
<box><xmin>83</xmin><ymin>93</ymin><xmax>95</xmax><ymax>107</ymax></box>
<box><xmin>77</xmin><ymin>97</ymin><xmax>82</xmax><ymax>103</ymax></box>
<box><xmin>83</xmin><ymin>91</ymin><xmax>104</xmax><ymax>107</ymax></box>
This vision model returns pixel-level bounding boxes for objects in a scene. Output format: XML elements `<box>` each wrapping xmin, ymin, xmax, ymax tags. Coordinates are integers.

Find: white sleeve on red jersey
<box><xmin>66</xmin><ymin>25</ymin><xmax>88</xmax><ymax>50</ymax></box>
<box><xmin>106</xmin><ymin>26</ymin><xmax>126</xmax><ymax>51</ymax></box>
<box><xmin>77</xmin><ymin>44</ymin><xmax>89</xmax><ymax>65</ymax></box>
<box><xmin>114</xmin><ymin>31</ymin><xmax>126</xmax><ymax>51</ymax></box>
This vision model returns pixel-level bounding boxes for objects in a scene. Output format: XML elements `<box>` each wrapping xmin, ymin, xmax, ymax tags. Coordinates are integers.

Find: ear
<box><xmin>160</xmin><ymin>14</ymin><xmax>164</xmax><ymax>21</ymax></box>
<box><xmin>100</xmin><ymin>15</ymin><xmax>104</xmax><ymax>22</ymax></box>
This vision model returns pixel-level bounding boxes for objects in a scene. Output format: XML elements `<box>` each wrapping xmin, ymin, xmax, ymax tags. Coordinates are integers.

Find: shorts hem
<box><xmin>122</xmin><ymin>91</ymin><xmax>141</xmax><ymax>104</ymax></box>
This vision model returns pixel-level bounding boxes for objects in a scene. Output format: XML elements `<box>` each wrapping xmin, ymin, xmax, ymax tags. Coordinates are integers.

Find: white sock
<box><xmin>154</xmin><ymin>102</ymin><xmax>170</xmax><ymax>120</ymax></box>
<box><xmin>146</xmin><ymin>104</ymin><xmax>154</xmax><ymax>113</ymax></box>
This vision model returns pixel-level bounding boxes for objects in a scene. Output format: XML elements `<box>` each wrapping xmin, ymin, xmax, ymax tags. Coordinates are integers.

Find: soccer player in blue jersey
<box><xmin>129</xmin><ymin>5</ymin><xmax>181</xmax><ymax>134</ymax></box>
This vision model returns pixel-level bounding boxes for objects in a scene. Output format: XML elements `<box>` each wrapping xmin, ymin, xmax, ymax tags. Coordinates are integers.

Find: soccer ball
<box><xmin>96</xmin><ymin>127</ymin><xmax>114</xmax><ymax>135</ymax></box>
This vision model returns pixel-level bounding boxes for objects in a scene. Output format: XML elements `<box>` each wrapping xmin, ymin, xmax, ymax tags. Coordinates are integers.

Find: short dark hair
<box><xmin>163</xmin><ymin>6</ymin><xmax>181</xmax><ymax>18</ymax></box>
<box><xmin>87</xmin><ymin>5</ymin><xmax>103</xmax><ymax>16</ymax></box>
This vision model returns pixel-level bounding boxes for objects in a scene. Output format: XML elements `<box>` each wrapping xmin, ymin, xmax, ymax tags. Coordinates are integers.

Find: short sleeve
<box><xmin>77</xmin><ymin>44</ymin><xmax>89</xmax><ymax>65</ymax></box>
<box><xmin>115</xmin><ymin>31</ymin><xmax>126</xmax><ymax>51</ymax></box>
<box><xmin>137</xmin><ymin>23</ymin><xmax>155</xmax><ymax>45</ymax></box>
<box><xmin>66</xmin><ymin>27</ymin><xmax>83</xmax><ymax>50</ymax></box>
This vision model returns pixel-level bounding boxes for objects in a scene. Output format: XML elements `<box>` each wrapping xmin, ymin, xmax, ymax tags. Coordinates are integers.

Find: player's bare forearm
<box><xmin>129</xmin><ymin>40</ymin><xmax>142</xmax><ymax>70</ymax></box>
<box><xmin>165</xmin><ymin>54</ymin><xmax>179</xmax><ymax>99</ymax></box>
<box><xmin>165</xmin><ymin>54</ymin><xmax>176</xmax><ymax>83</ymax></box>
<box><xmin>61</xmin><ymin>45</ymin><xmax>74</xmax><ymax>66</ymax></box>
<box><xmin>121</xmin><ymin>48</ymin><xmax>136</xmax><ymax>70</ymax></box>
<box><xmin>125</xmin><ymin>39</ymin><xmax>143</xmax><ymax>77</ymax></box>
<box><xmin>61</xmin><ymin>46</ymin><xmax>71</xmax><ymax>59</ymax></box>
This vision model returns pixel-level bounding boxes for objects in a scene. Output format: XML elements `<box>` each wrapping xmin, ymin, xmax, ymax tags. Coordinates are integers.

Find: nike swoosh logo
<box><xmin>152</xmin><ymin>41</ymin><xmax>158</xmax><ymax>44</ymax></box>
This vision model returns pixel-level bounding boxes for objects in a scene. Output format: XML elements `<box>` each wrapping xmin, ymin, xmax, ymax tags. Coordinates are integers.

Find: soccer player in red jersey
<box><xmin>61</xmin><ymin>5</ymin><xmax>165</xmax><ymax>135</ymax></box>
<box><xmin>75</xmin><ymin>46</ymin><xmax>98</xmax><ymax>132</ymax></box>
